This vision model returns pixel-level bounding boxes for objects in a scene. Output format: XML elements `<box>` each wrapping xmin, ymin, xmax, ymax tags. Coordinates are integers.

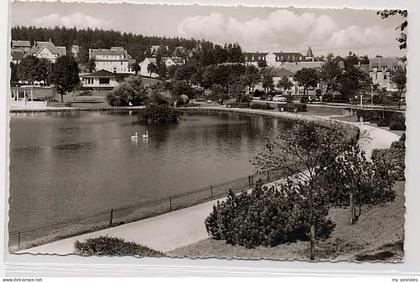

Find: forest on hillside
<box><xmin>11</xmin><ymin>26</ymin><xmax>243</xmax><ymax>65</ymax></box>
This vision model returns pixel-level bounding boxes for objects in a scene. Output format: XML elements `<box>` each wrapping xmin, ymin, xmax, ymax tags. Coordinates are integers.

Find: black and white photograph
<box><xmin>7</xmin><ymin>0</ymin><xmax>407</xmax><ymax>263</ymax></box>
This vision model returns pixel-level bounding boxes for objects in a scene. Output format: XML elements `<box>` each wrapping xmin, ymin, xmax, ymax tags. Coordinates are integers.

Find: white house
<box><xmin>89</xmin><ymin>47</ymin><xmax>135</xmax><ymax>74</ymax></box>
<box><xmin>369</xmin><ymin>57</ymin><xmax>400</xmax><ymax>92</ymax></box>
<box><xmin>80</xmin><ymin>69</ymin><xmax>119</xmax><ymax>90</ymax></box>
<box><xmin>26</xmin><ymin>40</ymin><xmax>66</xmax><ymax>63</ymax></box>
<box><xmin>163</xmin><ymin>57</ymin><xmax>184</xmax><ymax>68</ymax></box>
<box><xmin>139</xmin><ymin>57</ymin><xmax>159</xmax><ymax>78</ymax></box>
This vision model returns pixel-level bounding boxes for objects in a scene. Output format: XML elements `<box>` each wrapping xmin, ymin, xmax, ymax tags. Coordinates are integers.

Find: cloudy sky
<box><xmin>11</xmin><ymin>1</ymin><xmax>406</xmax><ymax>57</ymax></box>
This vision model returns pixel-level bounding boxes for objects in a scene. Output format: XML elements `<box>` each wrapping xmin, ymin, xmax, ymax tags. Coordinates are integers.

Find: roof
<box><xmin>81</xmin><ymin>69</ymin><xmax>117</xmax><ymax>78</ymax></box>
<box><xmin>306</xmin><ymin>47</ymin><xmax>314</xmax><ymax>57</ymax></box>
<box><xmin>369</xmin><ymin>57</ymin><xmax>400</xmax><ymax>71</ymax></box>
<box><xmin>11</xmin><ymin>50</ymin><xmax>25</xmax><ymax>61</ymax></box>
<box><xmin>283</xmin><ymin>61</ymin><xmax>324</xmax><ymax>72</ymax></box>
<box><xmin>90</xmin><ymin>48</ymin><xmax>128</xmax><ymax>58</ymax></box>
<box><xmin>12</xmin><ymin>40</ymin><xmax>30</xmax><ymax>48</ymax></box>
<box><xmin>27</xmin><ymin>41</ymin><xmax>66</xmax><ymax>57</ymax></box>
<box><xmin>271</xmin><ymin>67</ymin><xmax>296</xmax><ymax>77</ymax></box>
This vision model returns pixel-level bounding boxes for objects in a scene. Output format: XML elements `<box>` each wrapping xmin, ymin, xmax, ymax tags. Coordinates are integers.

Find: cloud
<box><xmin>177</xmin><ymin>10</ymin><xmax>396</xmax><ymax>54</ymax></box>
<box><xmin>32</xmin><ymin>12</ymin><xmax>110</xmax><ymax>29</ymax></box>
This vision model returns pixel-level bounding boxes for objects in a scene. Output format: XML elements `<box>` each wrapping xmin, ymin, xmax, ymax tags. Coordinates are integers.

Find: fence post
<box><xmin>18</xmin><ymin>232</ymin><xmax>21</xmax><ymax>250</ymax></box>
<box><xmin>169</xmin><ymin>197</ymin><xmax>172</xmax><ymax>210</ymax></box>
<box><xmin>210</xmin><ymin>186</ymin><xmax>213</xmax><ymax>198</ymax></box>
<box><xmin>109</xmin><ymin>209</ymin><xmax>113</xmax><ymax>227</ymax></box>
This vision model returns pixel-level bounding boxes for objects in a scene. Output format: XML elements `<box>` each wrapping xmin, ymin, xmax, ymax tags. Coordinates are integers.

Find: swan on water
<box><xmin>142</xmin><ymin>130</ymin><xmax>149</xmax><ymax>139</ymax></box>
<box><xmin>131</xmin><ymin>132</ymin><xmax>138</xmax><ymax>140</ymax></box>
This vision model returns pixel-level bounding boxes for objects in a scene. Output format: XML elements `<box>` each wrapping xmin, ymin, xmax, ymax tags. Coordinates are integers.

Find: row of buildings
<box><xmin>11</xmin><ymin>40</ymin><xmax>402</xmax><ymax>93</ymax></box>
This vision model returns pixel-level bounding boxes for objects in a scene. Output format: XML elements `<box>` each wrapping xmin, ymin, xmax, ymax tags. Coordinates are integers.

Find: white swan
<box><xmin>131</xmin><ymin>132</ymin><xmax>138</xmax><ymax>141</ymax></box>
<box><xmin>142</xmin><ymin>130</ymin><xmax>149</xmax><ymax>139</ymax></box>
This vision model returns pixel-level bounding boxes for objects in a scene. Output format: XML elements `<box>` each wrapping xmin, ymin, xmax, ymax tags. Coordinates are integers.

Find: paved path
<box><xmin>20</xmin><ymin>110</ymin><xmax>400</xmax><ymax>255</ymax></box>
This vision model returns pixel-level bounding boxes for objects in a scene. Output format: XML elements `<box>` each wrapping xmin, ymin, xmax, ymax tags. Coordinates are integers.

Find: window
<box><xmin>99</xmin><ymin>78</ymin><xmax>110</xmax><ymax>84</ymax></box>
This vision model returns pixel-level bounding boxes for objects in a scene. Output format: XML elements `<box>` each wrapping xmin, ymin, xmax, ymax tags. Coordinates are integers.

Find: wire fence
<box><xmin>9</xmin><ymin>172</ymin><xmax>285</xmax><ymax>253</ymax></box>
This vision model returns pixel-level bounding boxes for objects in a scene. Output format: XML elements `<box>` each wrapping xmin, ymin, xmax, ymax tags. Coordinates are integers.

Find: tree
<box><xmin>257</xmin><ymin>60</ymin><xmax>267</xmax><ymax>68</ymax></box>
<box><xmin>336</xmin><ymin>60</ymin><xmax>372</xmax><ymax>102</ymax></box>
<box><xmin>242</xmin><ymin>65</ymin><xmax>260</xmax><ymax>93</ymax></box>
<box><xmin>294</xmin><ymin>68</ymin><xmax>319</xmax><ymax>96</ymax></box>
<box><xmin>377</xmin><ymin>10</ymin><xmax>407</xmax><ymax>50</ymax></box>
<box><xmin>17</xmin><ymin>55</ymin><xmax>40</xmax><ymax>85</ymax></box>
<box><xmin>261</xmin><ymin>68</ymin><xmax>274</xmax><ymax>93</ymax></box>
<box><xmin>390</xmin><ymin>65</ymin><xmax>407</xmax><ymax>109</ymax></box>
<box><xmin>131</xmin><ymin>62</ymin><xmax>141</xmax><ymax>75</ymax></box>
<box><xmin>51</xmin><ymin>55</ymin><xmax>80</xmax><ymax>102</ymax></box>
<box><xmin>107</xmin><ymin>76</ymin><xmax>146</xmax><ymax>106</ymax></box>
<box><xmin>10</xmin><ymin>62</ymin><xmax>18</xmax><ymax>86</ymax></box>
<box><xmin>209</xmin><ymin>84</ymin><xmax>228</xmax><ymax>105</ymax></box>
<box><xmin>147</xmin><ymin>63</ymin><xmax>157</xmax><ymax>77</ymax></box>
<box><xmin>35</xmin><ymin>58</ymin><xmax>51</xmax><ymax>85</ymax></box>
<box><xmin>86</xmin><ymin>58</ymin><xmax>96</xmax><ymax>73</ymax></box>
<box><xmin>253</xmin><ymin>121</ymin><xmax>350</xmax><ymax>260</ymax></box>
<box><xmin>276</xmin><ymin>76</ymin><xmax>293</xmax><ymax>92</ymax></box>
<box><xmin>320</xmin><ymin>55</ymin><xmax>343</xmax><ymax>96</ymax></box>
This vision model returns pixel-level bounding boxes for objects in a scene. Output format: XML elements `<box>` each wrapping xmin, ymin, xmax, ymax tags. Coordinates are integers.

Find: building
<box><xmin>26</xmin><ymin>40</ymin><xmax>66</xmax><ymax>63</ymax></box>
<box><xmin>149</xmin><ymin>45</ymin><xmax>169</xmax><ymax>57</ymax></box>
<box><xmin>244</xmin><ymin>47</ymin><xmax>317</xmax><ymax>67</ymax></box>
<box><xmin>369</xmin><ymin>57</ymin><xmax>400</xmax><ymax>92</ymax></box>
<box><xmin>89</xmin><ymin>47</ymin><xmax>135</xmax><ymax>74</ymax></box>
<box><xmin>11</xmin><ymin>40</ymin><xmax>31</xmax><ymax>53</ymax></box>
<box><xmin>80</xmin><ymin>69</ymin><xmax>119</xmax><ymax>90</ymax></box>
<box><xmin>11</xmin><ymin>50</ymin><xmax>25</xmax><ymax>64</ymax></box>
<box><xmin>139</xmin><ymin>57</ymin><xmax>159</xmax><ymax>78</ymax></box>
<box><xmin>163</xmin><ymin>57</ymin><xmax>184</xmax><ymax>68</ymax></box>
<box><xmin>243</xmin><ymin>52</ymin><xmax>269</xmax><ymax>66</ymax></box>
<box><xmin>271</xmin><ymin>67</ymin><xmax>297</xmax><ymax>93</ymax></box>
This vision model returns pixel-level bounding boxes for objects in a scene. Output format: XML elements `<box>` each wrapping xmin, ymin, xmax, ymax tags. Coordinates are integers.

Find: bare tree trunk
<box><xmin>310</xmin><ymin>224</ymin><xmax>316</xmax><ymax>260</ymax></box>
<box><xmin>60</xmin><ymin>93</ymin><xmax>64</xmax><ymax>103</ymax></box>
<box><xmin>349</xmin><ymin>192</ymin><xmax>355</xmax><ymax>224</ymax></box>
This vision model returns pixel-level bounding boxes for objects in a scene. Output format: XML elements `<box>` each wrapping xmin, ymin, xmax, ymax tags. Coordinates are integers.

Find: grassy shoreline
<box><xmin>168</xmin><ymin>181</ymin><xmax>405</xmax><ymax>262</ymax></box>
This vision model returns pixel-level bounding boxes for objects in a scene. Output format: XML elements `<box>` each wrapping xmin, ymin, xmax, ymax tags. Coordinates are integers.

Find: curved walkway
<box><xmin>19</xmin><ymin>107</ymin><xmax>400</xmax><ymax>255</ymax></box>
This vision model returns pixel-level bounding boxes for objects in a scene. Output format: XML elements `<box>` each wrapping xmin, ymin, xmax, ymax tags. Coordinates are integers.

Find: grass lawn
<box><xmin>168</xmin><ymin>181</ymin><xmax>405</xmax><ymax>262</ymax></box>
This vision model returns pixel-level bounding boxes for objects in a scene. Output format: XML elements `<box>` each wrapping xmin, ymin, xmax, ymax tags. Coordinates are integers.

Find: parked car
<box><xmin>272</xmin><ymin>95</ymin><xmax>287</xmax><ymax>103</ymax></box>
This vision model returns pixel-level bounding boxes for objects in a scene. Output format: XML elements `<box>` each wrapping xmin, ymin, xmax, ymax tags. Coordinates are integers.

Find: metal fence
<box><xmin>9</xmin><ymin>173</ymin><xmax>284</xmax><ymax>253</ymax></box>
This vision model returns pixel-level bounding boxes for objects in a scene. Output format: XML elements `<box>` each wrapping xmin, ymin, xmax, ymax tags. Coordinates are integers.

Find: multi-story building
<box><xmin>89</xmin><ymin>47</ymin><xmax>135</xmax><ymax>74</ymax></box>
<box><xmin>244</xmin><ymin>47</ymin><xmax>317</xmax><ymax>67</ymax></box>
<box><xmin>26</xmin><ymin>40</ymin><xmax>66</xmax><ymax>63</ymax></box>
<box><xmin>369</xmin><ymin>57</ymin><xmax>400</xmax><ymax>92</ymax></box>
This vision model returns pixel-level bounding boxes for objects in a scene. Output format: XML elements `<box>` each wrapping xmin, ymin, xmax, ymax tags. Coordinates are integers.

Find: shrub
<box><xmin>74</xmin><ymin>236</ymin><xmax>162</xmax><ymax>257</ymax></box>
<box><xmin>107</xmin><ymin>76</ymin><xmax>146</xmax><ymax>106</ymax></box>
<box><xmin>389</xmin><ymin>120</ymin><xmax>406</xmax><ymax>131</ymax></box>
<box><xmin>283</xmin><ymin>103</ymin><xmax>307</xmax><ymax>112</ymax></box>
<box><xmin>139</xmin><ymin>104</ymin><xmax>181</xmax><ymax>123</ymax></box>
<box><xmin>250</xmin><ymin>103</ymin><xmax>273</xmax><ymax>110</ymax></box>
<box><xmin>372</xmin><ymin>148</ymin><xmax>405</xmax><ymax>181</ymax></box>
<box><xmin>377</xmin><ymin>119</ymin><xmax>390</xmax><ymax>127</ymax></box>
<box><xmin>205</xmin><ymin>185</ymin><xmax>335</xmax><ymax>248</ymax></box>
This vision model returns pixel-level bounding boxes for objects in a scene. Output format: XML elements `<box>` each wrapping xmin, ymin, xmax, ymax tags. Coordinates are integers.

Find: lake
<box><xmin>9</xmin><ymin>110</ymin><xmax>294</xmax><ymax>232</ymax></box>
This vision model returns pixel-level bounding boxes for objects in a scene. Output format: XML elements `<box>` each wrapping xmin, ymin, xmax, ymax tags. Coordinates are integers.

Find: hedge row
<box><xmin>74</xmin><ymin>236</ymin><xmax>163</xmax><ymax>257</ymax></box>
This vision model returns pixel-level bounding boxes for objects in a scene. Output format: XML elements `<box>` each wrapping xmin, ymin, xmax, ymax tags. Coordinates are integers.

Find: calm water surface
<box><xmin>9</xmin><ymin>111</ymin><xmax>294</xmax><ymax>231</ymax></box>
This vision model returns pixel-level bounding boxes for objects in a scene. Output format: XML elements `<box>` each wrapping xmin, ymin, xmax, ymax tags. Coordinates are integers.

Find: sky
<box><xmin>10</xmin><ymin>0</ymin><xmax>406</xmax><ymax>57</ymax></box>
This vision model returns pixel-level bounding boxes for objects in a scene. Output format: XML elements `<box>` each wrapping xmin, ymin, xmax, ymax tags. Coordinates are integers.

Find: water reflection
<box><xmin>9</xmin><ymin>111</ymin><xmax>294</xmax><ymax>231</ymax></box>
